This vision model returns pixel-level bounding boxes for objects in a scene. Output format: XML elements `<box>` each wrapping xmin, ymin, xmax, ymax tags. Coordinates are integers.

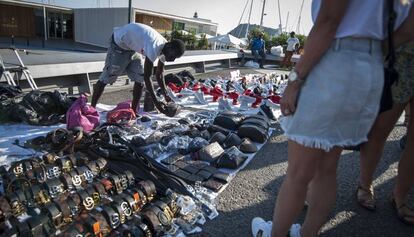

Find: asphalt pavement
<box><xmin>99</xmin><ymin>68</ymin><xmax>414</xmax><ymax>237</ymax></box>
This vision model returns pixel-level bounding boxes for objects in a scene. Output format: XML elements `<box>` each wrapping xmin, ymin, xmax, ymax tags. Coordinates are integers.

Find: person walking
<box><xmin>91</xmin><ymin>23</ymin><xmax>185</xmax><ymax>114</ymax></box>
<box><xmin>282</xmin><ymin>31</ymin><xmax>300</xmax><ymax>69</ymax></box>
<box><xmin>251</xmin><ymin>0</ymin><xmax>414</xmax><ymax>237</ymax></box>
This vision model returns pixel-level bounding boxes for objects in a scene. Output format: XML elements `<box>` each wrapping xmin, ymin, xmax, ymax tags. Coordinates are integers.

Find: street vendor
<box><xmin>91</xmin><ymin>23</ymin><xmax>185</xmax><ymax>116</ymax></box>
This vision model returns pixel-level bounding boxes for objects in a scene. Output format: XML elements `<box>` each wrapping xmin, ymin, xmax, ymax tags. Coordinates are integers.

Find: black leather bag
<box><xmin>197</xmin><ymin>142</ymin><xmax>224</xmax><ymax>163</ymax></box>
<box><xmin>380</xmin><ymin>0</ymin><xmax>398</xmax><ymax>114</ymax></box>
<box><xmin>238</xmin><ymin>124</ymin><xmax>268</xmax><ymax>143</ymax></box>
<box><xmin>241</xmin><ymin>118</ymin><xmax>269</xmax><ymax>131</ymax></box>
<box><xmin>216</xmin><ymin>146</ymin><xmax>248</xmax><ymax>169</ymax></box>
<box><xmin>213</xmin><ymin>112</ymin><xmax>244</xmax><ymax>130</ymax></box>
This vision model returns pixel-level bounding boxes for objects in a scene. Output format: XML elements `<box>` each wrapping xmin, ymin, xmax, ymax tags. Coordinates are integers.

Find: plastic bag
<box><xmin>271</xmin><ymin>45</ymin><xmax>284</xmax><ymax>56</ymax></box>
<box><xmin>244</xmin><ymin>60</ymin><xmax>260</xmax><ymax>69</ymax></box>
<box><xmin>66</xmin><ymin>94</ymin><xmax>99</xmax><ymax>132</ymax></box>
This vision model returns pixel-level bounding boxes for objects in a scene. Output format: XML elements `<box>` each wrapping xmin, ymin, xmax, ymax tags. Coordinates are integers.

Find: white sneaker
<box><xmin>166</xmin><ymin>87</ymin><xmax>181</xmax><ymax>103</ymax></box>
<box><xmin>194</xmin><ymin>91</ymin><xmax>208</xmax><ymax>104</ymax></box>
<box><xmin>289</xmin><ymin>224</ymin><xmax>302</xmax><ymax>237</ymax></box>
<box><xmin>179</xmin><ymin>88</ymin><xmax>195</xmax><ymax>97</ymax></box>
<box><xmin>218</xmin><ymin>97</ymin><xmax>232</xmax><ymax>111</ymax></box>
<box><xmin>251</xmin><ymin>217</ymin><xmax>272</xmax><ymax>237</ymax></box>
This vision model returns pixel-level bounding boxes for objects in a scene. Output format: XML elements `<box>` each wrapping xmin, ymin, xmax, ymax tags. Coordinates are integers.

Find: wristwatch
<box><xmin>288</xmin><ymin>69</ymin><xmax>305</xmax><ymax>84</ymax></box>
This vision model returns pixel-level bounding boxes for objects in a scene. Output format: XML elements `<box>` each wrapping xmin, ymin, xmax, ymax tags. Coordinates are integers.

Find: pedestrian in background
<box><xmin>251</xmin><ymin>32</ymin><xmax>266</xmax><ymax>68</ymax></box>
<box><xmin>252</xmin><ymin>0</ymin><xmax>414</xmax><ymax>237</ymax></box>
<box><xmin>282</xmin><ymin>31</ymin><xmax>300</xmax><ymax>69</ymax></box>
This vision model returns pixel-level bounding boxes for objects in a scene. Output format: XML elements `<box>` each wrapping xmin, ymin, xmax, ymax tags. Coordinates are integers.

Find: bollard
<box><xmin>11</xmin><ymin>35</ymin><xmax>15</xmax><ymax>46</ymax></box>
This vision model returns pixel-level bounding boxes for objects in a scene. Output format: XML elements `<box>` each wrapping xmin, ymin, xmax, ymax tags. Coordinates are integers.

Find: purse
<box><xmin>379</xmin><ymin>0</ymin><xmax>399</xmax><ymax>114</ymax></box>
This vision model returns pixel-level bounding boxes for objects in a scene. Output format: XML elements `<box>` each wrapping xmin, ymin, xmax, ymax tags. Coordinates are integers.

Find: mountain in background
<box><xmin>228</xmin><ymin>24</ymin><xmax>281</xmax><ymax>38</ymax></box>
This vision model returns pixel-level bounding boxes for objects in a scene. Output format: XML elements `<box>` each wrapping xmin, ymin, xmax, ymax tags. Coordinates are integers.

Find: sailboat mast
<box><xmin>237</xmin><ymin>0</ymin><xmax>250</xmax><ymax>37</ymax></box>
<box><xmin>277</xmin><ymin>0</ymin><xmax>282</xmax><ymax>34</ymax></box>
<box><xmin>245</xmin><ymin>0</ymin><xmax>254</xmax><ymax>38</ymax></box>
<box><xmin>260</xmin><ymin>0</ymin><xmax>267</xmax><ymax>28</ymax></box>
<box><xmin>285</xmin><ymin>11</ymin><xmax>290</xmax><ymax>33</ymax></box>
<box><xmin>296</xmin><ymin>0</ymin><xmax>305</xmax><ymax>34</ymax></box>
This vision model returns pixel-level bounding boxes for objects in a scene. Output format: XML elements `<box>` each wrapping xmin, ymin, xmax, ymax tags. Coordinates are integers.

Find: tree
<box><xmin>197</xmin><ymin>34</ymin><xmax>209</xmax><ymax>50</ymax></box>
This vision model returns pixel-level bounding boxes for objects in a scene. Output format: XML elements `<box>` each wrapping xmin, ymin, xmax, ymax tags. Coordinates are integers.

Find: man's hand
<box><xmin>280</xmin><ymin>81</ymin><xmax>302</xmax><ymax>116</ymax></box>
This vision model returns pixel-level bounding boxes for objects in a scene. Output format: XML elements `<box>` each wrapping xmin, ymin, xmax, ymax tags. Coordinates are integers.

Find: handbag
<box><xmin>380</xmin><ymin>0</ymin><xmax>399</xmax><ymax>114</ymax></box>
<box><xmin>66</xmin><ymin>94</ymin><xmax>100</xmax><ymax>132</ymax></box>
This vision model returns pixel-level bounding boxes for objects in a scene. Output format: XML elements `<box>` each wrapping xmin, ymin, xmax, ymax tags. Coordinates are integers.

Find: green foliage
<box><xmin>169</xmin><ymin>30</ymin><xmax>209</xmax><ymax>50</ymax></box>
<box><xmin>197</xmin><ymin>34</ymin><xmax>209</xmax><ymax>50</ymax></box>
<box><xmin>265</xmin><ymin>33</ymin><xmax>307</xmax><ymax>51</ymax></box>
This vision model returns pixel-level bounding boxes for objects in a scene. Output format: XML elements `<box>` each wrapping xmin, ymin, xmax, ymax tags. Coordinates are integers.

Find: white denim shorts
<box><xmin>280</xmin><ymin>38</ymin><xmax>384</xmax><ymax>151</ymax></box>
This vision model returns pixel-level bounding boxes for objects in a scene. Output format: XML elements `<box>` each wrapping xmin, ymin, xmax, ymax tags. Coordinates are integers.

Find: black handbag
<box><xmin>379</xmin><ymin>0</ymin><xmax>399</xmax><ymax>114</ymax></box>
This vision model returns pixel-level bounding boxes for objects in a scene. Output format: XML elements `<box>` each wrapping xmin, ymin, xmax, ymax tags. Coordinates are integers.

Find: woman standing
<box><xmin>252</xmin><ymin>0</ymin><xmax>414</xmax><ymax>237</ymax></box>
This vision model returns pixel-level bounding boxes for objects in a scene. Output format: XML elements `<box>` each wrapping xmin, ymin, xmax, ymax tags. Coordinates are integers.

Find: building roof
<box><xmin>0</xmin><ymin>0</ymin><xmax>72</xmax><ymax>11</ymax></box>
<box><xmin>134</xmin><ymin>8</ymin><xmax>218</xmax><ymax>27</ymax></box>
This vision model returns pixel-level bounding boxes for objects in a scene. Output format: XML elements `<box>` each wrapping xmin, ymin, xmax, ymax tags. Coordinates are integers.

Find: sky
<box><xmin>30</xmin><ymin>0</ymin><xmax>314</xmax><ymax>35</ymax></box>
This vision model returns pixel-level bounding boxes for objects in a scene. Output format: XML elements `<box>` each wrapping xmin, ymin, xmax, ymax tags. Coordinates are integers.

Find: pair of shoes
<box><xmin>356</xmin><ymin>185</ymin><xmax>376</xmax><ymax>211</ymax></box>
<box><xmin>251</xmin><ymin>218</ymin><xmax>302</xmax><ymax>237</ymax></box>
<box><xmin>259</xmin><ymin>102</ymin><xmax>278</xmax><ymax>121</ymax></box>
<box><xmin>391</xmin><ymin>196</ymin><xmax>414</xmax><ymax>225</ymax></box>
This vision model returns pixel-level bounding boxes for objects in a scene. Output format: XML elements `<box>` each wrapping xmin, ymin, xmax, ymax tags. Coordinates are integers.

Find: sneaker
<box><xmin>251</xmin><ymin>217</ymin><xmax>272</xmax><ymax>237</ymax></box>
<box><xmin>239</xmin><ymin>95</ymin><xmax>256</xmax><ymax>111</ymax></box>
<box><xmin>179</xmin><ymin>88</ymin><xmax>195</xmax><ymax>97</ymax></box>
<box><xmin>259</xmin><ymin>103</ymin><xmax>277</xmax><ymax>121</ymax></box>
<box><xmin>194</xmin><ymin>91</ymin><xmax>208</xmax><ymax>104</ymax></box>
<box><xmin>218</xmin><ymin>98</ymin><xmax>232</xmax><ymax>111</ymax></box>
<box><xmin>233</xmin><ymin>82</ymin><xmax>245</xmax><ymax>94</ymax></box>
<box><xmin>166</xmin><ymin>87</ymin><xmax>181</xmax><ymax>103</ymax></box>
<box><xmin>289</xmin><ymin>224</ymin><xmax>302</xmax><ymax>237</ymax></box>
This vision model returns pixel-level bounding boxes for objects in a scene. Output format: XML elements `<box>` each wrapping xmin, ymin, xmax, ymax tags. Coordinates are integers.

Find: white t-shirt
<box><xmin>286</xmin><ymin>37</ymin><xmax>300</xmax><ymax>51</ymax></box>
<box><xmin>113</xmin><ymin>23</ymin><xmax>168</xmax><ymax>63</ymax></box>
<box><xmin>312</xmin><ymin>0</ymin><xmax>413</xmax><ymax>40</ymax></box>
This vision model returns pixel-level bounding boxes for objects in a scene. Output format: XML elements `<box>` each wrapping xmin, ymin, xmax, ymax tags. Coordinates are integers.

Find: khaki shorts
<box><xmin>392</xmin><ymin>45</ymin><xmax>414</xmax><ymax>104</ymax></box>
<box><xmin>99</xmin><ymin>36</ymin><xmax>144</xmax><ymax>85</ymax></box>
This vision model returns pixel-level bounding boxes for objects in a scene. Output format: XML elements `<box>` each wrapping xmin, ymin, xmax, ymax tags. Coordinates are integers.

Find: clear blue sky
<box><xmin>30</xmin><ymin>0</ymin><xmax>313</xmax><ymax>35</ymax></box>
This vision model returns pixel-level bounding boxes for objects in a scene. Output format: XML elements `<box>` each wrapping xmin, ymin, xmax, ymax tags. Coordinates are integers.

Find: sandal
<box><xmin>356</xmin><ymin>185</ymin><xmax>376</xmax><ymax>211</ymax></box>
<box><xmin>391</xmin><ymin>196</ymin><xmax>414</xmax><ymax>225</ymax></box>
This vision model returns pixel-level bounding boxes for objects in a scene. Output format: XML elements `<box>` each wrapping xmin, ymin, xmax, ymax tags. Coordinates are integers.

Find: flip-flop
<box><xmin>391</xmin><ymin>196</ymin><xmax>414</xmax><ymax>225</ymax></box>
<box><xmin>356</xmin><ymin>185</ymin><xmax>376</xmax><ymax>211</ymax></box>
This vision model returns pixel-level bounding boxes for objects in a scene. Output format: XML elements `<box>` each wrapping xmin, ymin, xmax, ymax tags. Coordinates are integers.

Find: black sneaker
<box><xmin>259</xmin><ymin>104</ymin><xmax>277</xmax><ymax>121</ymax></box>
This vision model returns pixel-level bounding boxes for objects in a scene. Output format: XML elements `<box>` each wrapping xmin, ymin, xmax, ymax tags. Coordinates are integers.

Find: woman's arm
<box><xmin>294</xmin><ymin>0</ymin><xmax>349</xmax><ymax>79</ymax></box>
<box><xmin>280</xmin><ymin>0</ymin><xmax>349</xmax><ymax>115</ymax></box>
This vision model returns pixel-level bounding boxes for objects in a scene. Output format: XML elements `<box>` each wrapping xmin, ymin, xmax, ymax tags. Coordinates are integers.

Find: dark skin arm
<box><xmin>155</xmin><ymin>60</ymin><xmax>171</xmax><ymax>102</ymax></box>
<box><xmin>142</xmin><ymin>57</ymin><xmax>166</xmax><ymax>113</ymax></box>
<box><xmin>384</xmin><ymin>4</ymin><xmax>414</xmax><ymax>54</ymax></box>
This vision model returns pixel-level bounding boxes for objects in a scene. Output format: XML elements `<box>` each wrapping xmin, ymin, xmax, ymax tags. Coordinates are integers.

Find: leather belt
<box><xmin>101</xmin><ymin>205</ymin><xmax>120</xmax><ymax>229</ymax></box>
<box><xmin>43</xmin><ymin>202</ymin><xmax>63</xmax><ymax>227</ymax></box>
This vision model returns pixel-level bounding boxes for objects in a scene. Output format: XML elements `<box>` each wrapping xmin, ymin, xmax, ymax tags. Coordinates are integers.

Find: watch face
<box><xmin>288</xmin><ymin>71</ymin><xmax>298</xmax><ymax>82</ymax></box>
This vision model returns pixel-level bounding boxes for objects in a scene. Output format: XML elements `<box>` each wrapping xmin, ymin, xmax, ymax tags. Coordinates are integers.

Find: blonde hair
<box><xmin>400</xmin><ymin>0</ymin><xmax>409</xmax><ymax>5</ymax></box>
